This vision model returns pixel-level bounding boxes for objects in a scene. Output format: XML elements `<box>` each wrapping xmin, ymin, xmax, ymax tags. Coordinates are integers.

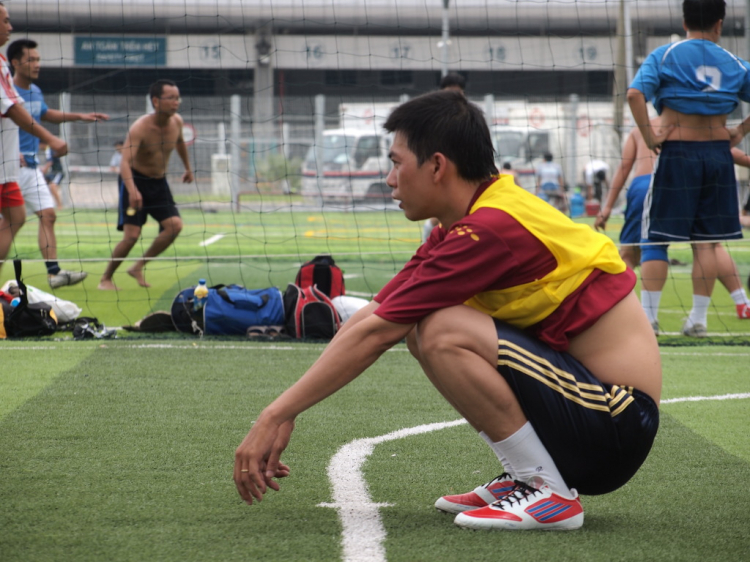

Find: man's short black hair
<box><xmin>7</xmin><ymin>39</ymin><xmax>38</xmax><ymax>63</ymax></box>
<box><xmin>149</xmin><ymin>79</ymin><xmax>178</xmax><ymax>102</ymax></box>
<box><xmin>544</xmin><ymin>152</ymin><xmax>553</xmax><ymax>162</ymax></box>
<box><xmin>439</xmin><ymin>72</ymin><xmax>466</xmax><ymax>92</ymax></box>
<box><xmin>383</xmin><ymin>90</ymin><xmax>498</xmax><ymax>182</ymax></box>
<box><xmin>683</xmin><ymin>0</ymin><xmax>725</xmax><ymax>31</ymax></box>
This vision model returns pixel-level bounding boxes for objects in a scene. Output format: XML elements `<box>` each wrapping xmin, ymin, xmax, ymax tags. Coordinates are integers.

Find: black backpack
<box><xmin>1</xmin><ymin>260</ymin><xmax>57</xmax><ymax>338</ymax></box>
<box><xmin>283</xmin><ymin>283</ymin><xmax>341</xmax><ymax>340</ymax></box>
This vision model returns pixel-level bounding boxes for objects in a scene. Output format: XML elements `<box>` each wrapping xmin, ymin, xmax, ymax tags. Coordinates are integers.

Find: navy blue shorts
<box><xmin>642</xmin><ymin>141</ymin><xmax>741</xmax><ymax>242</ymax></box>
<box><xmin>494</xmin><ymin>321</ymin><xmax>659</xmax><ymax>495</ymax></box>
<box><xmin>620</xmin><ymin>174</ymin><xmax>650</xmax><ymax>245</ymax></box>
<box><xmin>117</xmin><ymin>169</ymin><xmax>180</xmax><ymax>232</ymax></box>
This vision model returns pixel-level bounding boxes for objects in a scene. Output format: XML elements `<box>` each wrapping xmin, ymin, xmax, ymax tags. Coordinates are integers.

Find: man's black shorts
<box><xmin>494</xmin><ymin>320</ymin><xmax>659</xmax><ymax>495</ymax></box>
<box><xmin>117</xmin><ymin>168</ymin><xmax>180</xmax><ymax>232</ymax></box>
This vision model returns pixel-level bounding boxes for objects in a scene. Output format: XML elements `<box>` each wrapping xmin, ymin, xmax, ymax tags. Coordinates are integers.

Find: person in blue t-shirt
<box><xmin>627</xmin><ymin>0</ymin><xmax>750</xmax><ymax>337</ymax></box>
<box><xmin>8</xmin><ymin>39</ymin><xmax>109</xmax><ymax>289</ymax></box>
<box><xmin>534</xmin><ymin>152</ymin><xmax>567</xmax><ymax>213</ymax></box>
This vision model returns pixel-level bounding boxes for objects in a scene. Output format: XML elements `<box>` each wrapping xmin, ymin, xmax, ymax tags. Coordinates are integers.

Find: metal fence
<box><xmin>53</xmin><ymin>92</ymin><xmax>627</xmax><ymax>208</ymax></box>
<box><xmin>53</xmin><ymin>93</ymin><xmax>410</xmax><ymax>206</ymax></box>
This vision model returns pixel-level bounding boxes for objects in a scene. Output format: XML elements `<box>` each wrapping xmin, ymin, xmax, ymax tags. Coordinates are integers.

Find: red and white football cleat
<box><xmin>737</xmin><ymin>304</ymin><xmax>750</xmax><ymax>319</ymax></box>
<box><xmin>453</xmin><ymin>481</ymin><xmax>584</xmax><ymax>531</ymax></box>
<box><xmin>434</xmin><ymin>473</ymin><xmax>516</xmax><ymax>514</ymax></box>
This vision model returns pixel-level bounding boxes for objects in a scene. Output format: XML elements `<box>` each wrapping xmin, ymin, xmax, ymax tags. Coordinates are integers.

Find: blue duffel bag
<box><xmin>172</xmin><ymin>284</ymin><xmax>284</xmax><ymax>336</ymax></box>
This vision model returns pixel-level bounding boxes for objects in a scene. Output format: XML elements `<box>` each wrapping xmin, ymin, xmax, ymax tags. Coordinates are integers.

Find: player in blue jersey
<box><xmin>7</xmin><ymin>39</ymin><xmax>109</xmax><ymax>289</ymax></box>
<box><xmin>595</xmin><ymin>118</ymin><xmax>750</xmax><ymax>329</ymax></box>
<box><xmin>627</xmin><ymin>0</ymin><xmax>750</xmax><ymax>337</ymax></box>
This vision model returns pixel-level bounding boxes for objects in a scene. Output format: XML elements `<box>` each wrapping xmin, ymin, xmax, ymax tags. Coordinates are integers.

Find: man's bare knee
<box><xmin>121</xmin><ymin>235</ymin><xmax>139</xmax><ymax>249</ymax></box>
<box><xmin>161</xmin><ymin>218</ymin><xmax>183</xmax><ymax>239</ymax></box>
<box><xmin>417</xmin><ymin>306</ymin><xmax>499</xmax><ymax>369</ymax></box>
<box><xmin>39</xmin><ymin>209</ymin><xmax>56</xmax><ymax>226</ymax></box>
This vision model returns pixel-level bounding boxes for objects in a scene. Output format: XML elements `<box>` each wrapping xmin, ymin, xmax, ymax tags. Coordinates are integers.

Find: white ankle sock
<box><xmin>641</xmin><ymin>290</ymin><xmax>662</xmax><ymax>324</ymax></box>
<box><xmin>730</xmin><ymin>288</ymin><xmax>750</xmax><ymax>306</ymax></box>
<box><xmin>688</xmin><ymin>294</ymin><xmax>711</xmax><ymax>327</ymax></box>
<box><xmin>493</xmin><ymin>422</ymin><xmax>573</xmax><ymax>498</ymax></box>
<box><xmin>479</xmin><ymin>431</ymin><xmax>514</xmax><ymax>476</ymax></box>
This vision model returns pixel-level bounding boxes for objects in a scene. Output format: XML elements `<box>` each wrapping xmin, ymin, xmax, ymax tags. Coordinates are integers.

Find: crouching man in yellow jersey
<box><xmin>234</xmin><ymin>90</ymin><xmax>661</xmax><ymax>531</ymax></box>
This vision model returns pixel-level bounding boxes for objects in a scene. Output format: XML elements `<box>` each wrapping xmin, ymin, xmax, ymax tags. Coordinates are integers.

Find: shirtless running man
<box><xmin>595</xmin><ymin>118</ymin><xmax>661</xmax><ymax>269</ymax></box>
<box><xmin>98</xmin><ymin>79</ymin><xmax>193</xmax><ymax>290</ymax></box>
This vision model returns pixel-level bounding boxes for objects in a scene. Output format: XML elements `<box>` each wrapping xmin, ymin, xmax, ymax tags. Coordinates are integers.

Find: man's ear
<box><xmin>431</xmin><ymin>152</ymin><xmax>449</xmax><ymax>181</ymax></box>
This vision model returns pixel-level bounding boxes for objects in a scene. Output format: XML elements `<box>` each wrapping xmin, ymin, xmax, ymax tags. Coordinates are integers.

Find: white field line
<box><xmin>199</xmin><ymin>234</ymin><xmax>225</xmax><ymax>247</ymax></box>
<box><xmin>322</xmin><ymin>392</ymin><xmax>750</xmax><ymax>562</ymax></box>
<box><xmin>0</xmin><ymin>343</ymin><xmax>413</xmax><ymax>352</ymax></box>
<box><xmin>317</xmin><ymin>420</ymin><xmax>466</xmax><ymax>562</ymax></box>
<box><xmin>662</xmin><ymin>392</ymin><xmax>750</xmax><ymax>404</ymax></box>
<box><xmin>660</xmin><ymin>351</ymin><xmax>750</xmax><ymax>356</ymax></box>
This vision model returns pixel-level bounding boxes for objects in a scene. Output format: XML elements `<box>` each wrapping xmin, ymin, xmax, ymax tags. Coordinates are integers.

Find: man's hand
<box><xmin>594</xmin><ymin>209</ymin><xmax>610</xmax><ymax>232</ymax></box>
<box><xmin>182</xmin><ymin>170</ymin><xmax>194</xmax><ymax>183</ymax></box>
<box><xmin>79</xmin><ymin>112</ymin><xmax>110</xmax><ymax>123</ymax></box>
<box><xmin>234</xmin><ymin>417</ymin><xmax>294</xmax><ymax>505</ymax></box>
<box><xmin>728</xmin><ymin>126</ymin><xmax>746</xmax><ymax>147</ymax></box>
<box><xmin>48</xmin><ymin>137</ymin><xmax>68</xmax><ymax>158</ymax></box>
<box><xmin>127</xmin><ymin>189</ymin><xmax>144</xmax><ymax>211</ymax></box>
<box><xmin>644</xmin><ymin>124</ymin><xmax>673</xmax><ymax>155</ymax></box>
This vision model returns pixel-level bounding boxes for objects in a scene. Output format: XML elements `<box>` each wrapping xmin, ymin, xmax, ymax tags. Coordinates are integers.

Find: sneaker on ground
<box><xmin>434</xmin><ymin>473</ymin><xmax>515</xmax><ymax>514</ymax></box>
<box><xmin>48</xmin><ymin>270</ymin><xmax>88</xmax><ymax>289</ymax></box>
<box><xmin>453</xmin><ymin>481</ymin><xmax>583</xmax><ymax>531</ymax></box>
<box><xmin>737</xmin><ymin>304</ymin><xmax>750</xmax><ymax>319</ymax></box>
<box><xmin>681</xmin><ymin>320</ymin><xmax>707</xmax><ymax>338</ymax></box>
<box><xmin>651</xmin><ymin>320</ymin><xmax>660</xmax><ymax>336</ymax></box>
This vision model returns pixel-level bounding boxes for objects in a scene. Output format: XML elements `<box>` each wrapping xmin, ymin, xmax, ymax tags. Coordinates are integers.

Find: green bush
<box><xmin>254</xmin><ymin>154</ymin><xmax>303</xmax><ymax>191</ymax></box>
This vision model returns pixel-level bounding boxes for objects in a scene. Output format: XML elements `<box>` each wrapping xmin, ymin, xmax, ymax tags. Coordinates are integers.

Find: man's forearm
<box><xmin>118</xmin><ymin>159</ymin><xmax>139</xmax><ymax>195</ymax></box>
<box><xmin>42</xmin><ymin>109</ymin><xmax>74</xmax><ymax>124</ymax></box>
<box><xmin>627</xmin><ymin>89</ymin><xmax>653</xmax><ymax>146</ymax></box>
<box><xmin>7</xmin><ymin>105</ymin><xmax>56</xmax><ymax>144</ymax></box>
<box><xmin>603</xmin><ymin>163</ymin><xmax>632</xmax><ymax>213</ymax></box>
<box><xmin>177</xmin><ymin>143</ymin><xmax>192</xmax><ymax>173</ymax></box>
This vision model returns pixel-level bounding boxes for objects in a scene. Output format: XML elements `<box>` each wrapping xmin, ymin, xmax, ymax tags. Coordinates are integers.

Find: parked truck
<box><xmin>301</xmin><ymin>102</ymin><xmax>396</xmax><ymax>204</ymax></box>
<box><xmin>487</xmin><ymin>99</ymin><xmax>630</xmax><ymax>193</ymax></box>
<box><xmin>301</xmin><ymin>97</ymin><xmax>629</xmax><ymax>203</ymax></box>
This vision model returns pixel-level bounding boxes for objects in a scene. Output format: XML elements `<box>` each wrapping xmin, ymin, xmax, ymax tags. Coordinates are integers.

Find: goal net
<box><xmin>2</xmin><ymin>0</ymin><xmax>749</xmax><ymax>340</ymax></box>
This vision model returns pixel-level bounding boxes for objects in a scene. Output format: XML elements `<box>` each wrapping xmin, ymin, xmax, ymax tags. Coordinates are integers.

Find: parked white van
<box><xmin>300</xmin><ymin>128</ymin><xmax>392</xmax><ymax>203</ymax></box>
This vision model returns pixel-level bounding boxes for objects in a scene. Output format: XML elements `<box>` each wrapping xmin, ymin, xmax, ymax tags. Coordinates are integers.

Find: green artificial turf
<box><xmin>2</xmin><ymin>209</ymin><xmax>749</xmax><ymax>337</ymax></box>
<box><xmin>0</xmin><ymin>342</ymin><xmax>747</xmax><ymax>561</ymax></box>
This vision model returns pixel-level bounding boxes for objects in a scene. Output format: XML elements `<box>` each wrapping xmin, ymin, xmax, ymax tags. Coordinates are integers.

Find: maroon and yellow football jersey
<box><xmin>375</xmin><ymin>175</ymin><xmax>635</xmax><ymax>351</ymax></box>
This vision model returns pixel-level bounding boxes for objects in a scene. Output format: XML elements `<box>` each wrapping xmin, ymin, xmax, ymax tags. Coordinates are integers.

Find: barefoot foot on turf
<box><xmin>97</xmin><ymin>279</ymin><xmax>120</xmax><ymax>291</ymax></box>
<box><xmin>127</xmin><ymin>267</ymin><xmax>151</xmax><ymax>288</ymax></box>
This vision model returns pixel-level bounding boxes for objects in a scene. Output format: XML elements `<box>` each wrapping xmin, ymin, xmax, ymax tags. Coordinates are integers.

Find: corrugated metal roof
<box><xmin>8</xmin><ymin>0</ymin><xmax>734</xmax><ymax>35</ymax></box>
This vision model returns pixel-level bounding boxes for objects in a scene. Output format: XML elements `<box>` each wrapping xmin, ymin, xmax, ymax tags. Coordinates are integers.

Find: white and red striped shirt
<box><xmin>0</xmin><ymin>53</ymin><xmax>22</xmax><ymax>183</ymax></box>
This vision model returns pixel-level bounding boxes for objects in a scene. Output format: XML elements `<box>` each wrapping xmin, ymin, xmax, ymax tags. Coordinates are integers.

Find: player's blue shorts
<box><xmin>494</xmin><ymin>320</ymin><xmax>659</xmax><ymax>495</ymax></box>
<box><xmin>620</xmin><ymin>174</ymin><xmax>651</xmax><ymax>245</ymax></box>
<box><xmin>538</xmin><ymin>182</ymin><xmax>561</xmax><ymax>204</ymax></box>
<box><xmin>642</xmin><ymin>141</ymin><xmax>742</xmax><ymax>242</ymax></box>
